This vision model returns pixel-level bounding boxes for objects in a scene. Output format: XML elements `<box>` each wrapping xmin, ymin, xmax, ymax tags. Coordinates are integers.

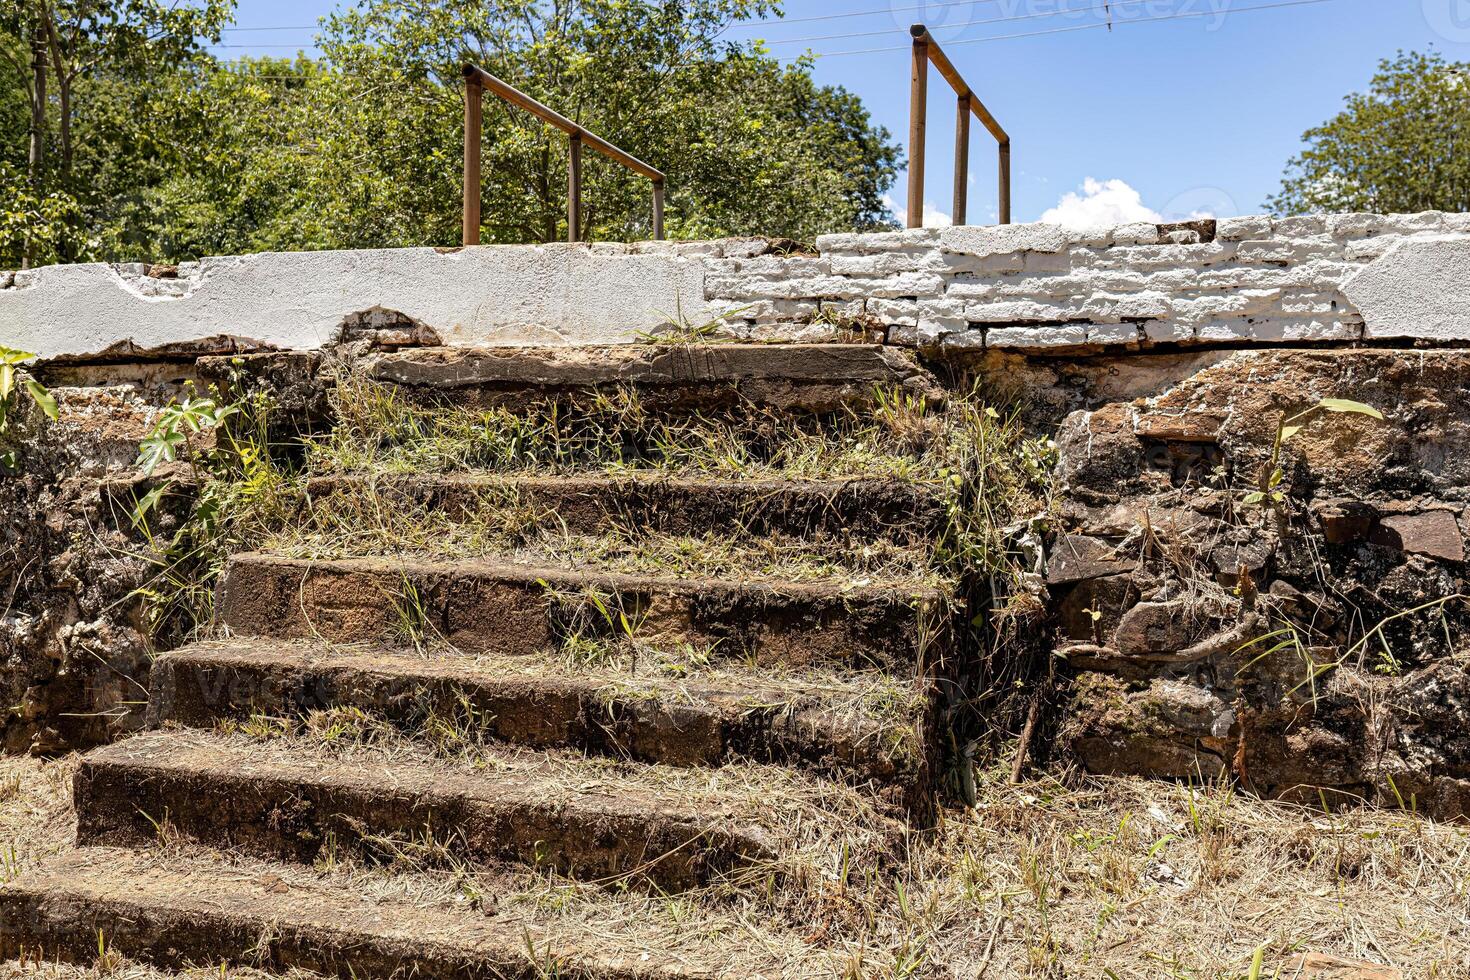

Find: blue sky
<box><xmin>212</xmin><ymin>0</ymin><xmax>1470</xmax><ymax>226</ymax></box>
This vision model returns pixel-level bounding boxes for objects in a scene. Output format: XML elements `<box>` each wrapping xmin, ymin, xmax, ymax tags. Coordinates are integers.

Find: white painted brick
<box><xmin>1112</xmin><ymin>222</ymin><xmax>1161</xmax><ymax>246</ymax></box>
<box><xmin>963</xmin><ymin>299</ymin><xmax>1078</xmax><ymax>323</ymax></box>
<box><xmin>986</xmin><ymin>325</ymin><xmax>1089</xmax><ymax>348</ymax></box>
<box><xmin>828</xmin><ymin>251</ymin><xmax>928</xmax><ymax>276</ymax></box>
<box><xmin>940</xmin><ymin>222</ymin><xmax>1070</xmax><ymax>257</ymax></box>
<box><xmin>815</xmin><ymin>228</ymin><xmax>939</xmax><ymax>253</ymax></box>
<box><xmin>1144</xmin><ymin>320</ymin><xmax>1194</xmax><ymax>343</ymax></box>
<box><xmin>868</xmin><ymin>298</ymin><xmax>920</xmax><ymax>325</ymax></box>
<box><xmin>1281</xmin><ymin>316</ymin><xmax>1361</xmax><ymax>341</ymax></box>
<box><xmin>737</xmin><ymin>255</ymin><xmax>830</xmax><ymax>276</ymax></box>
<box><xmin>672</xmin><ymin>241</ymin><xmax>724</xmax><ymax>257</ymax></box>
<box><xmin>1173</xmin><ymin>289</ymin><xmax>1281</xmax><ymax>325</ymax></box>
<box><xmin>938</xmin><ymin>327</ymin><xmax>986</xmax><ymax>349</ymax></box>
<box><xmin>1087</xmin><ymin>322</ymin><xmax>1142</xmax><ymax>345</ymax></box>
<box><xmin>1078</xmin><ymin>292</ymin><xmax>1173</xmax><ymax>322</ymax></box>
<box><xmin>1273</xmin><ymin>215</ymin><xmax>1328</xmax><ymax>237</ymax></box>
<box><xmin>1023</xmin><ymin>252</ymin><xmax>1075</xmax><ymax>275</ymax></box>
<box><xmin>722</xmin><ymin>238</ymin><xmax>773</xmax><ymax>258</ymax></box>
<box><xmin>1327</xmin><ymin>213</ymin><xmax>1383</xmax><ymax>239</ymax></box>
<box><xmin>1380</xmin><ymin>212</ymin><xmax>1446</xmax><ymax>234</ymax></box>
<box><xmin>944</xmin><ymin>281</ymin><xmax>996</xmax><ymax>301</ymax></box>
<box><xmin>1067</xmin><ymin>226</ymin><xmax>1114</xmax><ymax>247</ymax></box>
<box><xmin>1281</xmin><ymin>290</ymin><xmax>1339</xmax><ymax>315</ymax></box>
<box><xmin>918</xmin><ymin>315</ymin><xmax>969</xmax><ymax>336</ymax></box>
<box><xmin>1236</xmin><ymin>239</ymin><xmax>1337</xmax><ymax>264</ymax></box>
<box><xmin>1345</xmin><ymin>238</ymin><xmax>1398</xmax><ymax>262</ymax></box>
<box><xmin>1217</xmin><ymin>215</ymin><xmax>1273</xmax><ymax>240</ymax></box>
<box><xmin>1140</xmin><ymin>269</ymin><xmax>1200</xmax><ymax>293</ymax></box>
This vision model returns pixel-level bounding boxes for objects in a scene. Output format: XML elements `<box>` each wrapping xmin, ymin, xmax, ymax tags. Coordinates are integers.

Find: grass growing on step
<box><xmin>12</xmin><ymin>752</ymin><xmax>1468</xmax><ymax>978</ymax></box>
<box><xmin>259</xmin><ymin>485</ymin><xmax>940</xmax><ymax>589</ymax></box>
<box><xmin>309</xmin><ymin>376</ymin><xmax>1046</xmax><ymax>493</ymax></box>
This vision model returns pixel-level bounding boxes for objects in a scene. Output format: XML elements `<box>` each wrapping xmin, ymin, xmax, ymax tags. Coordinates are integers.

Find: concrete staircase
<box><xmin>1</xmin><ymin>344</ymin><xmax>957</xmax><ymax>977</ymax></box>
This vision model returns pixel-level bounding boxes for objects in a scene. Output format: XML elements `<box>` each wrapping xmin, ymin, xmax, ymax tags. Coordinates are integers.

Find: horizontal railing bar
<box><xmin>908</xmin><ymin>27</ymin><xmax>1009</xmax><ymax>144</ymax></box>
<box><xmin>463</xmin><ymin>64</ymin><xmax>665</xmax><ymax>182</ymax></box>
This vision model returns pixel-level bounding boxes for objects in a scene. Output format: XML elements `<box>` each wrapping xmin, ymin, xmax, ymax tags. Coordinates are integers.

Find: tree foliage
<box><xmin>1270</xmin><ymin>51</ymin><xmax>1470</xmax><ymax>215</ymax></box>
<box><xmin>0</xmin><ymin>0</ymin><xmax>901</xmax><ymax>265</ymax></box>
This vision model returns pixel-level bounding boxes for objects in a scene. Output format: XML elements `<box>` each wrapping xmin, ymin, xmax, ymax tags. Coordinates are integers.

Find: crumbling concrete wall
<box><xmin>6</xmin><ymin>213</ymin><xmax>1470</xmax><ymax>359</ymax></box>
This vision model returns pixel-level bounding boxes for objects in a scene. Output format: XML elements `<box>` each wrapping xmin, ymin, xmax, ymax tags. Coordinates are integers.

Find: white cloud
<box><xmin>884</xmin><ymin>193</ymin><xmax>952</xmax><ymax>228</ymax></box>
<box><xmin>1040</xmin><ymin>178</ymin><xmax>1160</xmax><ymax>230</ymax></box>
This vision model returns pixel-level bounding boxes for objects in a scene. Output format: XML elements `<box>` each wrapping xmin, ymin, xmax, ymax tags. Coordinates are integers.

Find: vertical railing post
<box><xmin>567</xmin><ymin>131</ymin><xmax>582</xmax><ymax>243</ymax></box>
<box><xmin>652</xmin><ymin>180</ymin><xmax>664</xmax><ymax>240</ymax></box>
<box><xmin>463</xmin><ymin>69</ymin><xmax>482</xmax><ymax>246</ymax></box>
<box><xmin>998</xmin><ymin>141</ymin><xmax>1011</xmax><ymax>225</ymax></box>
<box><xmin>953</xmin><ymin>93</ymin><xmax>970</xmax><ymax>227</ymax></box>
<box><xmin>907</xmin><ymin>31</ymin><xmax>928</xmax><ymax>229</ymax></box>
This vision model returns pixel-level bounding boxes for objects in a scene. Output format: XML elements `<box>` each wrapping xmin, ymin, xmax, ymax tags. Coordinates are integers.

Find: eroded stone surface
<box><xmin>1047</xmin><ymin>349</ymin><xmax>1470</xmax><ymax>818</ymax></box>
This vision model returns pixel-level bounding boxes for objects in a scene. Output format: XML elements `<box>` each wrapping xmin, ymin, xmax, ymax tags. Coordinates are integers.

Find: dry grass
<box><xmin>6</xmin><ymin>753</ymin><xmax>1469</xmax><ymax>978</ymax></box>
<box><xmin>258</xmin><ymin>485</ymin><xmax>941</xmax><ymax>590</ymax></box>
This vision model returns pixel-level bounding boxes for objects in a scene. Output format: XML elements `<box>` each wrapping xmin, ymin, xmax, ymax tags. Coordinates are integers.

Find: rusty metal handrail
<box><xmin>907</xmin><ymin>25</ymin><xmax>1010</xmax><ymax>227</ymax></box>
<box><xmin>462</xmin><ymin>64</ymin><xmax>665</xmax><ymax>245</ymax></box>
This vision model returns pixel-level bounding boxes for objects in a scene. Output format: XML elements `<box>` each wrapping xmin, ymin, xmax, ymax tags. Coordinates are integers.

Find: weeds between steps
<box><xmin>125</xmin><ymin>369</ymin><xmax>1052</xmax><ymax>768</ymax></box>
<box><xmin>6</xmin><ymin>752</ymin><xmax>1470</xmax><ymax>978</ymax></box>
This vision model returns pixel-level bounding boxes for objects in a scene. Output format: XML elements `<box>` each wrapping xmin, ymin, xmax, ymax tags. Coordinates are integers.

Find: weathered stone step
<box><xmin>148</xmin><ymin>639</ymin><xmax>933</xmax><ymax>814</ymax></box>
<box><xmin>303</xmin><ymin>471</ymin><xmax>947</xmax><ymax>545</ymax></box>
<box><xmin>0</xmin><ymin>848</ymin><xmax>743</xmax><ymax>977</ymax></box>
<box><xmin>75</xmin><ymin>732</ymin><xmax>777</xmax><ymax>890</ymax></box>
<box><xmin>218</xmin><ymin>553</ymin><xmax>945</xmax><ymax>671</ymax></box>
<box><xmin>363</xmin><ymin>343</ymin><xmax>944</xmax><ymax>413</ymax></box>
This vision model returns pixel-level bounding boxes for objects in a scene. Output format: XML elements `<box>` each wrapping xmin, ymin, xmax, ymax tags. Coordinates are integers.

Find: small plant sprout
<box><xmin>0</xmin><ymin>344</ymin><xmax>59</xmax><ymax>471</ymax></box>
<box><xmin>136</xmin><ymin>391</ymin><xmax>240</xmax><ymax>477</ymax></box>
<box><xmin>1244</xmin><ymin>397</ymin><xmax>1384</xmax><ymax>507</ymax></box>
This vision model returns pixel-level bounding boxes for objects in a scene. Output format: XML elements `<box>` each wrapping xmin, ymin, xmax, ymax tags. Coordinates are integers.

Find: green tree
<box><xmin>0</xmin><ymin>0</ymin><xmax>228</xmax><ymax>266</ymax></box>
<box><xmin>152</xmin><ymin>0</ymin><xmax>900</xmax><ymax>253</ymax></box>
<box><xmin>1270</xmin><ymin>50</ymin><xmax>1470</xmax><ymax>215</ymax></box>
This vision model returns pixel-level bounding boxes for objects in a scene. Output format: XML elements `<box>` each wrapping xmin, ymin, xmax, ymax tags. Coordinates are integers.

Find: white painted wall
<box><xmin>5</xmin><ymin>214</ymin><xmax>1470</xmax><ymax>360</ymax></box>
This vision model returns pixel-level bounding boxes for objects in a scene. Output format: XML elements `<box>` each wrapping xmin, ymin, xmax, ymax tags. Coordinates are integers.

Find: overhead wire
<box><xmin>207</xmin><ymin>0</ymin><xmax>1348</xmax><ymax>59</ymax></box>
<box><xmin>789</xmin><ymin>0</ymin><xmax>1347</xmax><ymax>60</ymax></box>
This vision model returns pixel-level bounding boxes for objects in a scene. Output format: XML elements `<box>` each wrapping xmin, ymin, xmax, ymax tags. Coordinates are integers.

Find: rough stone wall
<box><xmin>7</xmin><ymin>213</ymin><xmax>1470</xmax><ymax>360</ymax></box>
<box><xmin>1029</xmin><ymin>349</ymin><xmax>1470</xmax><ymax>819</ymax></box>
<box><xmin>0</xmin><ymin>363</ymin><xmax>203</xmax><ymax>753</ymax></box>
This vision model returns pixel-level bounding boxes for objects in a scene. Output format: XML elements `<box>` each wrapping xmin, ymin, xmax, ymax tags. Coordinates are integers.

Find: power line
<box><xmin>757</xmin><ymin>0</ymin><xmax>1194</xmax><ymax>46</ymax></box>
<box><xmin>795</xmin><ymin>0</ymin><xmax>1345</xmax><ymax>59</ymax></box>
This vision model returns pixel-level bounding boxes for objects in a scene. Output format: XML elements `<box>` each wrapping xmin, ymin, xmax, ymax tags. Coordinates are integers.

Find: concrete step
<box><xmin>148</xmin><ymin>639</ymin><xmax>934</xmax><ymax>815</ymax></box>
<box><xmin>218</xmin><ymin>553</ymin><xmax>946</xmax><ymax>672</ymax></box>
<box><xmin>363</xmin><ymin>343</ymin><xmax>944</xmax><ymax>414</ymax></box>
<box><xmin>0</xmin><ymin>847</ymin><xmax>776</xmax><ymax>977</ymax></box>
<box><xmin>302</xmin><ymin>471</ymin><xmax>947</xmax><ymax>546</ymax></box>
<box><xmin>74</xmin><ymin>732</ymin><xmax>784</xmax><ymax>890</ymax></box>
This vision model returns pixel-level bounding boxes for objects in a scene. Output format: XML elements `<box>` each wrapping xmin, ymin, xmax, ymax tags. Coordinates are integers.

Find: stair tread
<box><xmin>76</xmin><ymin>729</ymin><xmax>895</xmax><ymax>887</ymax></box>
<box><xmin>228</xmin><ymin>550</ymin><xmax>945</xmax><ymax>598</ymax></box>
<box><xmin>151</xmin><ymin>638</ymin><xmax>930</xmax><ymax>794</ymax></box>
<box><xmin>218</xmin><ymin>552</ymin><xmax>945</xmax><ymax>672</ymax></box>
<box><xmin>85</xmin><ymin>728</ymin><xmax>797</xmax><ymax>829</ymax></box>
<box><xmin>1</xmin><ymin>846</ymin><xmax>816</xmax><ymax>977</ymax></box>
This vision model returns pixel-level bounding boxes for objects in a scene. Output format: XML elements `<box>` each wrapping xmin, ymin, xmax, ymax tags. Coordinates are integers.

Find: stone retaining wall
<box><xmin>5</xmin><ymin>212</ymin><xmax>1470</xmax><ymax>359</ymax></box>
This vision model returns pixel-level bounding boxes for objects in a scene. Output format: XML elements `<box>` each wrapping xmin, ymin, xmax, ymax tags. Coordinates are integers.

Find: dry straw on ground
<box><xmin>5</xmin><ymin>751</ymin><xmax>1468</xmax><ymax>979</ymax></box>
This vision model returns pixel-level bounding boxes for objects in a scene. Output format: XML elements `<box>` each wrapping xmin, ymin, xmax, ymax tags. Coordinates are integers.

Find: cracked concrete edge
<box><xmin>0</xmin><ymin>244</ymin><xmax>709</xmax><ymax>360</ymax></box>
